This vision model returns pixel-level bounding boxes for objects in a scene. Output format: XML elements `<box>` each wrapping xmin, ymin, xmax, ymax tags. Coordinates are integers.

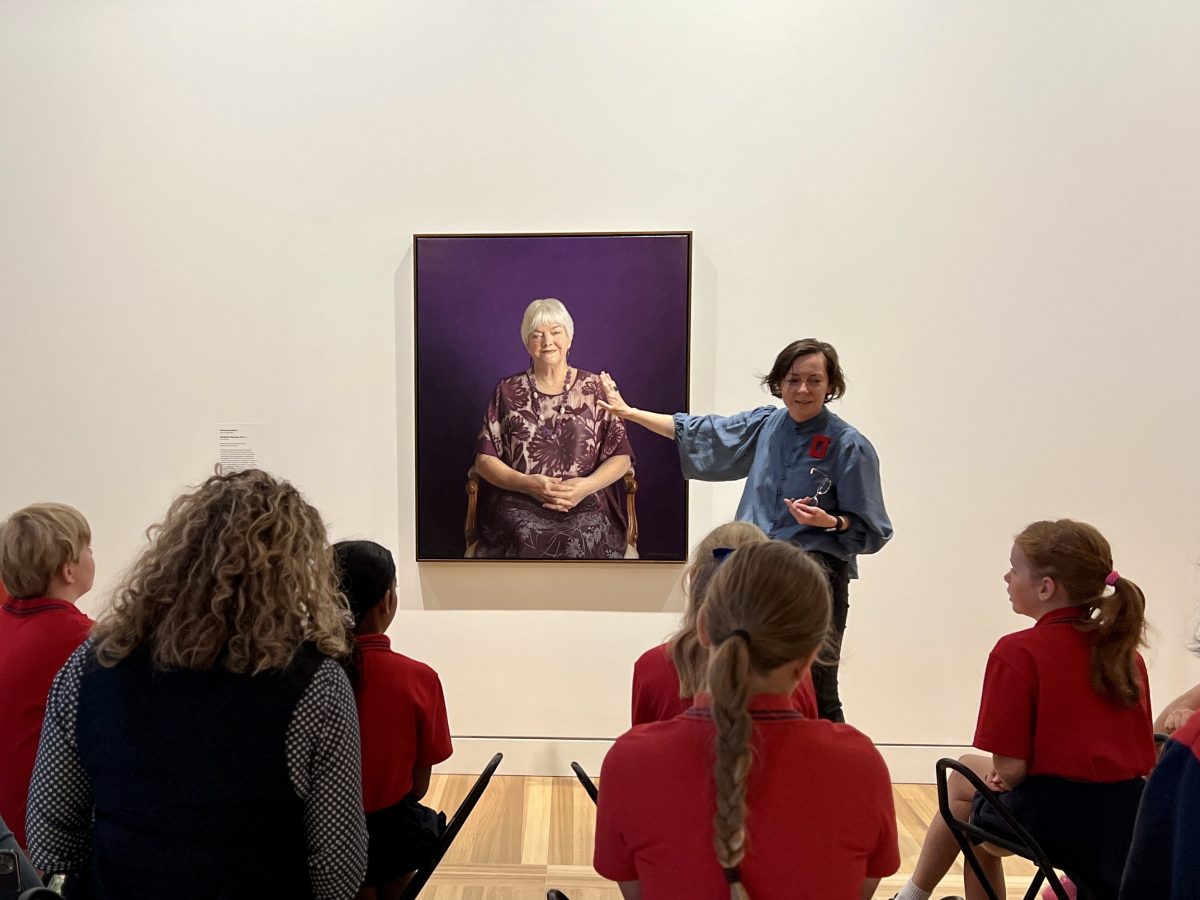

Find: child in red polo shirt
<box><xmin>334</xmin><ymin>540</ymin><xmax>452</xmax><ymax>900</ymax></box>
<box><xmin>0</xmin><ymin>502</ymin><xmax>96</xmax><ymax>852</ymax></box>
<box><xmin>894</xmin><ymin>520</ymin><xmax>1155</xmax><ymax>900</ymax></box>
<box><xmin>631</xmin><ymin>521</ymin><xmax>818</xmax><ymax>726</ymax></box>
<box><xmin>597</xmin><ymin>541</ymin><xmax>899</xmax><ymax>899</ymax></box>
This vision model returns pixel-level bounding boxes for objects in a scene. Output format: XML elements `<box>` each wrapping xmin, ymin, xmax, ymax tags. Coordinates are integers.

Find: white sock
<box><xmin>893</xmin><ymin>881</ymin><xmax>932</xmax><ymax>900</ymax></box>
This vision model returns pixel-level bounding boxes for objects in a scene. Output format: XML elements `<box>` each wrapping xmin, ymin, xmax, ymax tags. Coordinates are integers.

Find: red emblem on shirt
<box><xmin>810</xmin><ymin>434</ymin><xmax>830</xmax><ymax>459</ymax></box>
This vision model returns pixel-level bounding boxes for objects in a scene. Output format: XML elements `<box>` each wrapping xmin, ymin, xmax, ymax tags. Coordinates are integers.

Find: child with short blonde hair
<box><xmin>0</xmin><ymin>502</ymin><xmax>96</xmax><ymax>851</ymax></box>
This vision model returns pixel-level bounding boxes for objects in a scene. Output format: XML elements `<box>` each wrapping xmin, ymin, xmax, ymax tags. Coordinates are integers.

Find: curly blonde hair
<box><xmin>92</xmin><ymin>469</ymin><xmax>351</xmax><ymax>674</ymax></box>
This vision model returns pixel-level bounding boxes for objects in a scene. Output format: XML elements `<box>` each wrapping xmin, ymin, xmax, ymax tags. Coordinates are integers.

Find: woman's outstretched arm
<box><xmin>597</xmin><ymin>372</ymin><xmax>677</xmax><ymax>439</ymax></box>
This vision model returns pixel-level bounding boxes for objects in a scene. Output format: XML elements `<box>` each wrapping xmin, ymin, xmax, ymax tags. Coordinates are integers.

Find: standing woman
<box><xmin>25</xmin><ymin>469</ymin><xmax>367</xmax><ymax>900</ymax></box>
<box><xmin>601</xmin><ymin>338</ymin><xmax>891</xmax><ymax>721</ymax></box>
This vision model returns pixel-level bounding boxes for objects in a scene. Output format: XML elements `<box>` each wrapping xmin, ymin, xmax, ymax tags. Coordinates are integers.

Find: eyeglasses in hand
<box><xmin>809</xmin><ymin>467</ymin><xmax>832</xmax><ymax>507</ymax></box>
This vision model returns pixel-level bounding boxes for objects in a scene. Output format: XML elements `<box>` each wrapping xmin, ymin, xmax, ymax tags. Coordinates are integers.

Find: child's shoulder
<box><xmin>633</xmin><ymin>642</ymin><xmax>672</xmax><ymax>673</ymax></box>
<box><xmin>358</xmin><ymin>636</ymin><xmax>441</xmax><ymax>680</ymax></box>
<box><xmin>384</xmin><ymin>650</ymin><xmax>440</xmax><ymax>682</ymax></box>
<box><xmin>786</xmin><ymin>718</ymin><xmax>884</xmax><ymax>762</ymax></box>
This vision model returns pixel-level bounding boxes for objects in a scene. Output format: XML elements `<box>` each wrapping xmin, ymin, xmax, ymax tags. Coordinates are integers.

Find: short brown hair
<box><xmin>0</xmin><ymin>503</ymin><xmax>92</xmax><ymax>599</ymax></box>
<box><xmin>761</xmin><ymin>339</ymin><xmax>846</xmax><ymax>402</ymax></box>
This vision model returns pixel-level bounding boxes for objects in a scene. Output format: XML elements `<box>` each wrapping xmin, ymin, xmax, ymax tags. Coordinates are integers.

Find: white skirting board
<box><xmin>434</xmin><ymin>737</ymin><xmax>975</xmax><ymax>785</ymax></box>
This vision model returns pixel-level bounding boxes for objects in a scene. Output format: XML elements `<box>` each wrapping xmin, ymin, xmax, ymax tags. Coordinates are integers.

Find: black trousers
<box><xmin>364</xmin><ymin>796</ymin><xmax>446</xmax><ymax>886</ymax></box>
<box><xmin>808</xmin><ymin>550</ymin><xmax>851</xmax><ymax>723</ymax></box>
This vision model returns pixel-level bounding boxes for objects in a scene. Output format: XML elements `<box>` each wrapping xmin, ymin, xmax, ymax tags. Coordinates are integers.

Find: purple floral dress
<box><xmin>474</xmin><ymin>369</ymin><xmax>635</xmax><ymax>559</ymax></box>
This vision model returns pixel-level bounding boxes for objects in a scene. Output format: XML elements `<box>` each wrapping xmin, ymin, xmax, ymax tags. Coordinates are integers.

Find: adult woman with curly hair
<box><xmin>25</xmin><ymin>469</ymin><xmax>367</xmax><ymax>900</ymax></box>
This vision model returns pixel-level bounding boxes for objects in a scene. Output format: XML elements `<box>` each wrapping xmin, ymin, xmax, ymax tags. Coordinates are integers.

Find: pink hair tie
<box><xmin>1105</xmin><ymin>570</ymin><xmax>1120</xmax><ymax>587</ymax></box>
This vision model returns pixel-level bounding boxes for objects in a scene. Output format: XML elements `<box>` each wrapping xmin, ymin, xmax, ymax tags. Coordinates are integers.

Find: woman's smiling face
<box><xmin>781</xmin><ymin>353</ymin><xmax>830</xmax><ymax>423</ymax></box>
<box><xmin>526</xmin><ymin>322</ymin><xmax>572</xmax><ymax>368</ymax></box>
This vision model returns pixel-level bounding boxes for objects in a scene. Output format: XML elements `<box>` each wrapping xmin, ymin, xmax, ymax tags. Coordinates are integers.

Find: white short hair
<box><xmin>520</xmin><ymin>298</ymin><xmax>575</xmax><ymax>344</ymax></box>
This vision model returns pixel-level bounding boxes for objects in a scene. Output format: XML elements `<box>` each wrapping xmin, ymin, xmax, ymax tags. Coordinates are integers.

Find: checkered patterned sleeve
<box><xmin>25</xmin><ymin>642</ymin><xmax>93</xmax><ymax>874</ymax></box>
<box><xmin>287</xmin><ymin>658</ymin><xmax>368</xmax><ymax>900</ymax></box>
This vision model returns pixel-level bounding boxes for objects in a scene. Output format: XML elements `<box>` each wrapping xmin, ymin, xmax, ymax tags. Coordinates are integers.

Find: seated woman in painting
<box><xmin>473</xmin><ymin>298</ymin><xmax>634</xmax><ymax>559</ymax></box>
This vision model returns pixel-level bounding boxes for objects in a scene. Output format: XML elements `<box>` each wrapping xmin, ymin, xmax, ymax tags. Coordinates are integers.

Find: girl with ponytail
<box><xmin>894</xmin><ymin>520</ymin><xmax>1155</xmax><ymax>900</ymax></box>
<box><xmin>629</xmin><ymin>521</ymin><xmax>818</xmax><ymax>726</ymax></box>
<box><xmin>595</xmin><ymin>541</ymin><xmax>899</xmax><ymax>899</ymax></box>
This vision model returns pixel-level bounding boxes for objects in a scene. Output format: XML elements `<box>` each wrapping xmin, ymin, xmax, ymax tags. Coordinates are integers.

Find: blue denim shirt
<box><xmin>674</xmin><ymin>405</ymin><xmax>892</xmax><ymax>577</ymax></box>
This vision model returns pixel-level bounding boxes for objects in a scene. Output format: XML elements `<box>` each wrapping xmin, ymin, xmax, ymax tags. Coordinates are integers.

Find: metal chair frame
<box><xmin>569</xmin><ymin>761</ymin><xmax>598</xmax><ymax>805</ymax></box>
<box><xmin>398</xmin><ymin>752</ymin><xmax>504</xmax><ymax>900</ymax></box>
<box><xmin>935</xmin><ymin>758</ymin><xmax>1070</xmax><ymax>900</ymax></box>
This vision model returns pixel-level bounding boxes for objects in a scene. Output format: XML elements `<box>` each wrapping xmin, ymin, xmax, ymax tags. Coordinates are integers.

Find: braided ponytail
<box><xmin>709</xmin><ymin>633</ymin><xmax>753</xmax><ymax>898</ymax></box>
<box><xmin>701</xmin><ymin>541</ymin><xmax>831</xmax><ymax>898</ymax></box>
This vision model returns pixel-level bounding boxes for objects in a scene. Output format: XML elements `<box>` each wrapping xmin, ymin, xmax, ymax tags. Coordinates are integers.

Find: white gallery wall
<box><xmin>2</xmin><ymin>2</ymin><xmax>1198</xmax><ymax>780</ymax></box>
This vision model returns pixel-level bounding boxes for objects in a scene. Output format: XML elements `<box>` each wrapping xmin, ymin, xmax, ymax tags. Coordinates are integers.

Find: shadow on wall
<box><xmin>417</xmin><ymin>561</ymin><xmax>686</xmax><ymax>612</ymax></box>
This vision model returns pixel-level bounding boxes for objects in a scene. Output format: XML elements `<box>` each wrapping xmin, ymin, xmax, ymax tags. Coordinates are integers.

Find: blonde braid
<box><xmin>709</xmin><ymin>634</ymin><xmax>754</xmax><ymax>900</ymax></box>
<box><xmin>700</xmin><ymin>541</ymin><xmax>832</xmax><ymax>897</ymax></box>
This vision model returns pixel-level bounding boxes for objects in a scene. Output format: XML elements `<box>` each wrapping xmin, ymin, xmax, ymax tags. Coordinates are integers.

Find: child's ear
<box><xmin>1037</xmin><ymin>576</ymin><xmax>1057</xmax><ymax>603</ymax></box>
<box><xmin>696</xmin><ymin>608</ymin><xmax>712</xmax><ymax>649</ymax></box>
<box><xmin>58</xmin><ymin>560</ymin><xmax>77</xmax><ymax>586</ymax></box>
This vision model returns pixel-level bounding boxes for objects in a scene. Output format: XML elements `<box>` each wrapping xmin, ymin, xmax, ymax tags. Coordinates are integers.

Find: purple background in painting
<box><xmin>414</xmin><ymin>233</ymin><xmax>690</xmax><ymax>561</ymax></box>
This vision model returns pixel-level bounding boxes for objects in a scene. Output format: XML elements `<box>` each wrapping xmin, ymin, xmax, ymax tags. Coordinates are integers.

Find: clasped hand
<box><xmin>784</xmin><ymin>497</ymin><xmax>836</xmax><ymax>529</ymax></box>
<box><xmin>526</xmin><ymin>474</ymin><xmax>590</xmax><ymax>513</ymax></box>
<box><xmin>985</xmin><ymin>769</ymin><xmax>1014</xmax><ymax>793</ymax></box>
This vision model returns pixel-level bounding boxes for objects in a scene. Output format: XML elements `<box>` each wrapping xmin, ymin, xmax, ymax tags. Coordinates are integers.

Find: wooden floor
<box><xmin>420</xmin><ymin>773</ymin><xmax>1038</xmax><ymax>899</ymax></box>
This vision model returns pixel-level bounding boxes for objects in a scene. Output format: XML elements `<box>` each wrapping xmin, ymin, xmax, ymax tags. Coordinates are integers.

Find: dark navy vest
<box><xmin>71</xmin><ymin>644</ymin><xmax>325</xmax><ymax>900</ymax></box>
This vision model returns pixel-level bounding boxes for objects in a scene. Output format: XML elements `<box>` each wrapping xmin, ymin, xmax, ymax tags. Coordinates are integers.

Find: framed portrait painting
<box><xmin>413</xmin><ymin>231</ymin><xmax>691</xmax><ymax>561</ymax></box>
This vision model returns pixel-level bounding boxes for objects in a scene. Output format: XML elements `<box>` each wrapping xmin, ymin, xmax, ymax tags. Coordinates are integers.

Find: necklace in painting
<box><xmin>529</xmin><ymin>367</ymin><xmax>573</xmax><ymax>440</ymax></box>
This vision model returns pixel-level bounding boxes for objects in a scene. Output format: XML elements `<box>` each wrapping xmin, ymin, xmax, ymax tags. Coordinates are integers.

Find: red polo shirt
<box><xmin>631</xmin><ymin>643</ymin><xmax>818</xmax><ymax>726</ymax></box>
<box><xmin>0</xmin><ymin>595</ymin><xmax>93</xmax><ymax>848</ymax></box>
<box><xmin>596</xmin><ymin>693</ymin><xmax>898</xmax><ymax>898</ymax></box>
<box><xmin>354</xmin><ymin>634</ymin><xmax>453</xmax><ymax>813</ymax></box>
<box><xmin>973</xmin><ymin>606</ymin><xmax>1155</xmax><ymax>781</ymax></box>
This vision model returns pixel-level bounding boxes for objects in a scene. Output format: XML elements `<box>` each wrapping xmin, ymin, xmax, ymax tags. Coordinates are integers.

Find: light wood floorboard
<box><xmin>420</xmin><ymin>773</ymin><xmax>1039</xmax><ymax>899</ymax></box>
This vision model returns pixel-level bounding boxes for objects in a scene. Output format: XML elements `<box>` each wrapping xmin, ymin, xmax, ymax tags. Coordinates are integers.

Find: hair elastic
<box><xmin>730</xmin><ymin>628</ymin><xmax>752</xmax><ymax>646</ymax></box>
<box><xmin>712</xmin><ymin>546</ymin><xmax>735</xmax><ymax>563</ymax></box>
<box><xmin>723</xmin><ymin>866</ymin><xmax>742</xmax><ymax>884</ymax></box>
<box><xmin>1105</xmin><ymin>570</ymin><xmax>1120</xmax><ymax>587</ymax></box>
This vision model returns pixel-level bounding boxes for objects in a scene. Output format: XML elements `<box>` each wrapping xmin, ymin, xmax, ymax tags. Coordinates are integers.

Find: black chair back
<box><xmin>398</xmin><ymin>752</ymin><xmax>504</xmax><ymax>900</ymax></box>
<box><xmin>569</xmin><ymin>761</ymin><xmax>598</xmax><ymax>804</ymax></box>
<box><xmin>935</xmin><ymin>758</ymin><xmax>1070</xmax><ymax>900</ymax></box>
<box><xmin>18</xmin><ymin>890</ymin><xmax>61</xmax><ymax>900</ymax></box>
